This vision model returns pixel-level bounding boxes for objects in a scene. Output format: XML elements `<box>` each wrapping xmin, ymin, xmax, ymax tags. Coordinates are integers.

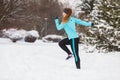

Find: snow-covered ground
<box><xmin>0</xmin><ymin>38</ymin><xmax>120</xmax><ymax>80</ymax></box>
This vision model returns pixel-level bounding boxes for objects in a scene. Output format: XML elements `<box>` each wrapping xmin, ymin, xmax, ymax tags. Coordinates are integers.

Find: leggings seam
<box><xmin>72</xmin><ymin>39</ymin><xmax>78</xmax><ymax>62</ymax></box>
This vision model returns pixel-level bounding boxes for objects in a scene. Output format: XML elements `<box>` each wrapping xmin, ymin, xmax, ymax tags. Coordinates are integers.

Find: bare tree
<box><xmin>0</xmin><ymin>0</ymin><xmax>63</xmax><ymax>38</ymax></box>
<box><xmin>0</xmin><ymin>0</ymin><xmax>16</xmax><ymax>26</ymax></box>
<box><xmin>38</xmin><ymin>0</ymin><xmax>63</xmax><ymax>37</ymax></box>
<box><xmin>0</xmin><ymin>0</ymin><xmax>27</xmax><ymax>29</ymax></box>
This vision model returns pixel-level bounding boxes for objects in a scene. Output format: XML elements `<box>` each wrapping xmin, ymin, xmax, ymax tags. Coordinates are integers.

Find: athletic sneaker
<box><xmin>66</xmin><ymin>54</ymin><xmax>72</xmax><ymax>60</ymax></box>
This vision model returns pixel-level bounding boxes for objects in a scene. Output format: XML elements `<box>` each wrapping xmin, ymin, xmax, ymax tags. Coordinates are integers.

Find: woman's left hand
<box><xmin>91</xmin><ymin>23</ymin><xmax>94</xmax><ymax>26</ymax></box>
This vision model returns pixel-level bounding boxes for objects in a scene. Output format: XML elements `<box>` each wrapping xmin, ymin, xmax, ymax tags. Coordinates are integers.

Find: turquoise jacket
<box><xmin>55</xmin><ymin>16</ymin><xmax>92</xmax><ymax>39</ymax></box>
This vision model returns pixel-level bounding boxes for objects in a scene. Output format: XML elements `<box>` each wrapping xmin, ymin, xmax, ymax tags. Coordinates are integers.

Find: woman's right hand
<box><xmin>55</xmin><ymin>16</ymin><xmax>58</xmax><ymax>19</ymax></box>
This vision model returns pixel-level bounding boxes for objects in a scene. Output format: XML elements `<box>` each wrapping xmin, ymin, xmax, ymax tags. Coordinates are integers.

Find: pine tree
<box><xmin>86</xmin><ymin>0</ymin><xmax>120</xmax><ymax>52</ymax></box>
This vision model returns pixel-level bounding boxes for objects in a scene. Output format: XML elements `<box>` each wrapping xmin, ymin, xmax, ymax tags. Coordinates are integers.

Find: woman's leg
<box><xmin>70</xmin><ymin>38</ymin><xmax>80</xmax><ymax>69</ymax></box>
<box><xmin>59</xmin><ymin>38</ymin><xmax>72</xmax><ymax>55</ymax></box>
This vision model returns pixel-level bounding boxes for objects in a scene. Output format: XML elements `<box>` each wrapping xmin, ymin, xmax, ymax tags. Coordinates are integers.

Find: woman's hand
<box><xmin>55</xmin><ymin>16</ymin><xmax>58</xmax><ymax>19</ymax></box>
<box><xmin>91</xmin><ymin>23</ymin><xmax>94</xmax><ymax>26</ymax></box>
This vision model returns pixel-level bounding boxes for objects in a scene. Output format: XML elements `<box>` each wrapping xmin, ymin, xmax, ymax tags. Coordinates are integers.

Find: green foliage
<box><xmin>84</xmin><ymin>0</ymin><xmax>120</xmax><ymax>52</ymax></box>
<box><xmin>97</xmin><ymin>0</ymin><xmax>120</xmax><ymax>28</ymax></box>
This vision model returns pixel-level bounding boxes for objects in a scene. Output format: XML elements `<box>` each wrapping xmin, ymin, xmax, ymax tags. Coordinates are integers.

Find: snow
<box><xmin>3</xmin><ymin>29</ymin><xmax>27</xmax><ymax>39</ymax></box>
<box><xmin>2</xmin><ymin>29</ymin><xmax>39</xmax><ymax>42</ymax></box>
<box><xmin>0</xmin><ymin>38</ymin><xmax>120</xmax><ymax>80</ymax></box>
<box><xmin>42</xmin><ymin>34</ymin><xmax>63</xmax><ymax>42</ymax></box>
<box><xmin>26</xmin><ymin>30</ymin><xmax>39</xmax><ymax>38</ymax></box>
<box><xmin>43</xmin><ymin>34</ymin><xmax>63</xmax><ymax>39</ymax></box>
<box><xmin>3</xmin><ymin>29</ymin><xmax>39</xmax><ymax>38</ymax></box>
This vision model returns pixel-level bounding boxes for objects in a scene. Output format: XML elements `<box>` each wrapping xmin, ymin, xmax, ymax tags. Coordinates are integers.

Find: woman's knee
<box><xmin>58</xmin><ymin>41</ymin><xmax>62</xmax><ymax>47</ymax></box>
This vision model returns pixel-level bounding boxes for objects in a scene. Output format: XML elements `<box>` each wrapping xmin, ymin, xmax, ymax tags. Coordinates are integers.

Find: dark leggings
<box><xmin>59</xmin><ymin>38</ymin><xmax>80</xmax><ymax>69</ymax></box>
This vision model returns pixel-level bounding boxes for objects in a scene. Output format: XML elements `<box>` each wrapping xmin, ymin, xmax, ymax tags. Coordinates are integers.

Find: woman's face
<box><xmin>62</xmin><ymin>12</ymin><xmax>67</xmax><ymax>17</ymax></box>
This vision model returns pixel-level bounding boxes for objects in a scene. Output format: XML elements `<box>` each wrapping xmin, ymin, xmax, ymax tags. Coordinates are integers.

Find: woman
<box><xmin>54</xmin><ymin>8</ymin><xmax>93</xmax><ymax>69</ymax></box>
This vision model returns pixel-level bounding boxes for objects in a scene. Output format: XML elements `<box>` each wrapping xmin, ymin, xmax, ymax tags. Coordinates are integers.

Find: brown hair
<box><xmin>62</xmin><ymin>8</ymin><xmax>72</xmax><ymax>23</ymax></box>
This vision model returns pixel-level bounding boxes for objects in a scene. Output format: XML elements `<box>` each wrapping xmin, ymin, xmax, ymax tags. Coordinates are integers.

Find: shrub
<box><xmin>24</xmin><ymin>35</ymin><xmax>37</xmax><ymax>43</ymax></box>
<box><xmin>0</xmin><ymin>30</ymin><xmax>3</xmax><ymax>37</ymax></box>
<box><xmin>2</xmin><ymin>29</ymin><xmax>39</xmax><ymax>43</ymax></box>
<box><xmin>24</xmin><ymin>30</ymin><xmax>39</xmax><ymax>43</ymax></box>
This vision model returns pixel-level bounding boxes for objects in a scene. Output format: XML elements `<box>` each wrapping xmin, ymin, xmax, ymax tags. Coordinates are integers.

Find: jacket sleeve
<box><xmin>72</xmin><ymin>17</ymin><xmax>92</xmax><ymax>27</ymax></box>
<box><xmin>55</xmin><ymin>19</ymin><xmax>65</xmax><ymax>30</ymax></box>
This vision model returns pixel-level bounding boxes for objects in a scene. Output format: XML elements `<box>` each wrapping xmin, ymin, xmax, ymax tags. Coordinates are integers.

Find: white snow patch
<box><xmin>0</xmin><ymin>38</ymin><xmax>120</xmax><ymax>80</ymax></box>
<box><xmin>26</xmin><ymin>30</ymin><xmax>39</xmax><ymax>38</ymax></box>
<box><xmin>42</xmin><ymin>34</ymin><xmax>63</xmax><ymax>43</ymax></box>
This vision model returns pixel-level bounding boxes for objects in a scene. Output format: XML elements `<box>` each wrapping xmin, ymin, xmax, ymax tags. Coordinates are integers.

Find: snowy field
<box><xmin>0</xmin><ymin>38</ymin><xmax>120</xmax><ymax>80</ymax></box>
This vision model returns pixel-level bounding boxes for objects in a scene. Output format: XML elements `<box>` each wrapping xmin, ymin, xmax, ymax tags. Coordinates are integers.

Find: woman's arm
<box><xmin>72</xmin><ymin>17</ymin><xmax>93</xmax><ymax>27</ymax></box>
<box><xmin>55</xmin><ymin>18</ymin><xmax>65</xmax><ymax>30</ymax></box>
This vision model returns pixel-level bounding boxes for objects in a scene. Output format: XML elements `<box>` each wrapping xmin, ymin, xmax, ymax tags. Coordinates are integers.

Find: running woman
<box><xmin>54</xmin><ymin>8</ymin><xmax>93</xmax><ymax>69</ymax></box>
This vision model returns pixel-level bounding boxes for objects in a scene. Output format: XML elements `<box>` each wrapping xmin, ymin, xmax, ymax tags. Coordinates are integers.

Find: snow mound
<box><xmin>2</xmin><ymin>29</ymin><xmax>39</xmax><ymax>42</ymax></box>
<box><xmin>26</xmin><ymin>30</ymin><xmax>39</xmax><ymax>38</ymax></box>
<box><xmin>42</xmin><ymin>34</ymin><xmax>63</xmax><ymax>43</ymax></box>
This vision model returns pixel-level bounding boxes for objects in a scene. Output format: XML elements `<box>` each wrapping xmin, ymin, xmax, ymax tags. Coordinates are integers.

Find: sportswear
<box><xmin>55</xmin><ymin>16</ymin><xmax>92</xmax><ymax>39</ymax></box>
